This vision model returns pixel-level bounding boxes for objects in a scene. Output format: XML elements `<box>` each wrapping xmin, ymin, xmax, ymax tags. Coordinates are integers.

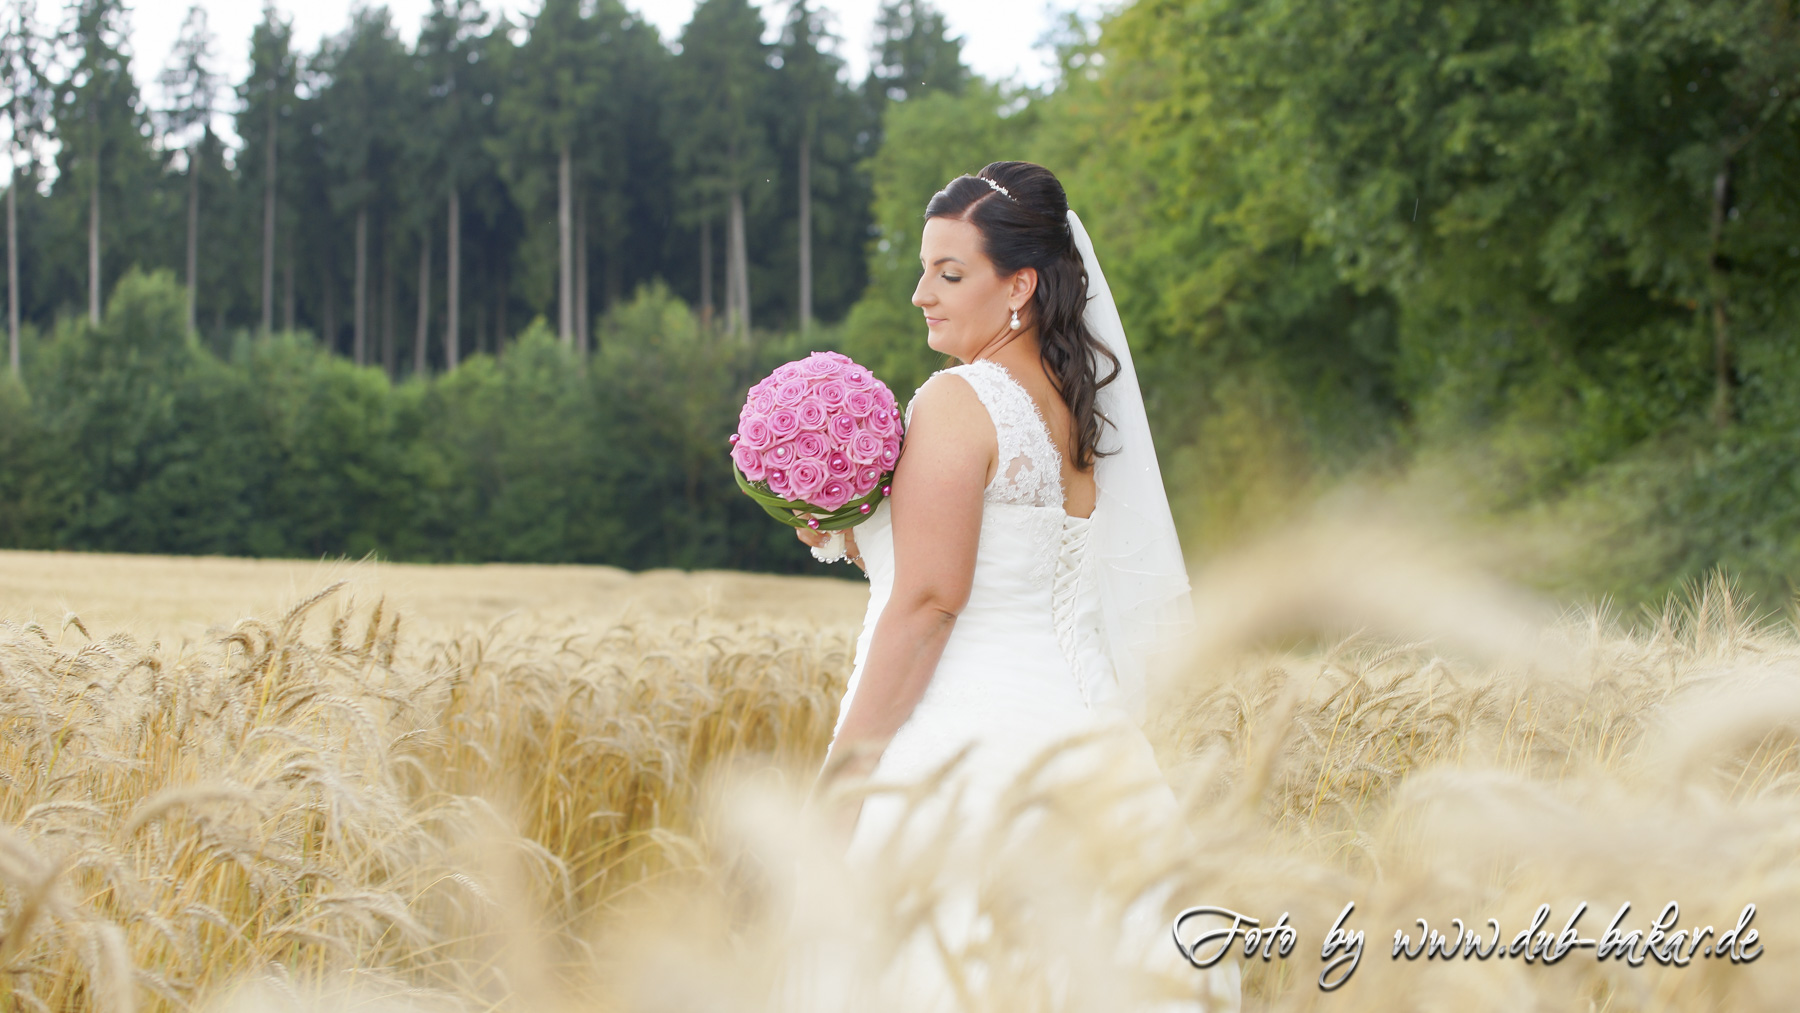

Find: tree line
<box><xmin>0</xmin><ymin>0</ymin><xmax>968</xmax><ymax>372</ymax></box>
<box><xmin>841</xmin><ymin>0</ymin><xmax>1800</xmax><ymax>605</ymax></box>
<box><xmin>4</xmin><ymin>0</ymin><xmax>1798</xmax><ymax>606</ymax></box>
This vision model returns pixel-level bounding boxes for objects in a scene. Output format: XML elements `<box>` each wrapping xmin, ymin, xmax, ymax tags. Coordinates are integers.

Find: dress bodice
<box><xmin>833</xmin><ymin>360</ymin><xmax>1121</xmax><ymax>753</ymax></box>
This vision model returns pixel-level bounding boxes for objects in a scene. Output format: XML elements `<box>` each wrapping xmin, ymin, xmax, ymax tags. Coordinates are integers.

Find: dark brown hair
<box><xmin>924</xmin><ymin>160</ymin><xmax>1120</xmax><ymax>470</ymax></box>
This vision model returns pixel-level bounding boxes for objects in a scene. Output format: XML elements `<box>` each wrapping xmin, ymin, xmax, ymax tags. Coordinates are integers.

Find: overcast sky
<box><xmin>117</xmin><ymin>0</ymin><xmax>1104</xmax><ymax>145</ymax></box>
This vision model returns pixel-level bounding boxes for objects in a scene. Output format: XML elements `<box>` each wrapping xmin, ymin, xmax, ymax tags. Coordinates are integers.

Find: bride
<box><xmin>795</xmin><ymin>161</ymin><xmax>1242</xmax><ymax>1011</ymax></box>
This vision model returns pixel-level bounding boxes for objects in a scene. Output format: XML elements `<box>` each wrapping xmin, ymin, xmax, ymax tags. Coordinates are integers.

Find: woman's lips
<box><xmin>924</xmin><ymin>316</ymin><xmax>945</xmax><ymax>327</ymax></box>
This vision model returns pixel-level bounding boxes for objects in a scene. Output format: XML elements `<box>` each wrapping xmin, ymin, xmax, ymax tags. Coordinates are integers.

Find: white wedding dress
<box><xmin>821</xmin><ymin>357</ymin><xmax>1243</xmax><ymax>1012</ymax></box>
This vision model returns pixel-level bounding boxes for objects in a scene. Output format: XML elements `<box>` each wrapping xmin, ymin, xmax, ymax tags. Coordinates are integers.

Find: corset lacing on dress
<box><xmin>1052</xmin><ymin>514</ymin><xmax>1098</xmax><ymax>710</ymax></box>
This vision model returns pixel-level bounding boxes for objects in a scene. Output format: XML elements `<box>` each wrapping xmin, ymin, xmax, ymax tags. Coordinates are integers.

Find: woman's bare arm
<box><xmin>817</xmin><ymin>372</ymin><xmax>995</xmax><ymax>784</ymax></box>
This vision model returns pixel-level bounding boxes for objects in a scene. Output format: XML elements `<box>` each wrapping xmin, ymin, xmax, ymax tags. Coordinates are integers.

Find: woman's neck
<box><xmin>964</xmin><ymin>327</ymin><xmax>1041</xmax><ymax>374</ymax></box>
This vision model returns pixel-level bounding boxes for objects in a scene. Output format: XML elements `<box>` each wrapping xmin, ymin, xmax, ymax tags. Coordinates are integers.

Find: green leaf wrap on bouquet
<box><xmin>733</xmin><ymin>463</ymin><xmax>891</xmax><ymax>531</ymax></box>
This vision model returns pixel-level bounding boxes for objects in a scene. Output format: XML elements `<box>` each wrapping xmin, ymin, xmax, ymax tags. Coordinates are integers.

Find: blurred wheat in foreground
<box><xmin>2</xmin><ymin>531</ymin><xmax>1797</xmax><ymax>1012</ymax></box>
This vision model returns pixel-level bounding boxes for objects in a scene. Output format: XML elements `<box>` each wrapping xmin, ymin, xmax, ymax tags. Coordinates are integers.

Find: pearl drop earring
<box><xmin>1009</xmin><ymin>307</ymin><xmax>1021</xmax><ymax>329</ymax></box>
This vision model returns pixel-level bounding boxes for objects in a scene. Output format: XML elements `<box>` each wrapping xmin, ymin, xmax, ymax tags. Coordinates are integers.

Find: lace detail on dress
<box><xmin>906</xmin><ymin>359</ymin><xmax>1064</xmax><ymax>509</ymax></box>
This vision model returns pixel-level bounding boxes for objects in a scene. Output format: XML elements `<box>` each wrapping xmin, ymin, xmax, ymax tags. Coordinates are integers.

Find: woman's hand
<box><xmin>795</xmin><ymin>525</ymin><xmax>864</xmax><ymax>572</ymax></box>
<box><xmin>808</xmin><ymin>743</ymin><xmax>882</xmax><ymax>852</ymax></box>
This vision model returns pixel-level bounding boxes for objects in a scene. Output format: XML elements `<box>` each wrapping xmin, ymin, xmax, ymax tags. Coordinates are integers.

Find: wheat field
<box><xmin>1</xmin><ymin>526</ymin><xmax>1797</xmax><ymax>1012</ymax></box>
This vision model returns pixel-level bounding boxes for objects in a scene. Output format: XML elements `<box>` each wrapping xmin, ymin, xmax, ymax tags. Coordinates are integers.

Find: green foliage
<box><xmin>0</xmin><ymin>269</ymin><xmax>845</xmax><ymax>575</ymax></box>
<box><xmin>0</xmin><ymin>363</ymin><xmax>50</xmax><ymax>547</ymax></box>
<box><xmin>6</xmin><ymin>0</ymin><xmax>1796</xmax><ymax>607</ymax></box>
<box><xmin>838</xmin><ymin>0</ymin><xmax>1800</xmax><ymax>606</ymax></box>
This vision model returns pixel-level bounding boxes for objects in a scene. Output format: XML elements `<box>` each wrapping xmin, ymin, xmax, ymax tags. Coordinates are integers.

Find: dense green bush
<box><xmin>0</xmin><ymin>269</ymin><xmax>843</xmax><ymax>576</ymax></box>
<box><xmin>836</xmin><ymin>0</ymin><xmax>1800</xmax><ymax>609</ymax></box>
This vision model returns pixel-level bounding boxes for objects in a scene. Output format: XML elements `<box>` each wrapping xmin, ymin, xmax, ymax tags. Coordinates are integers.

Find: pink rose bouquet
<box><xmin>730</xmin><ymin>350</ymin><xmax>905</xmax><ymax>533</ymax></box>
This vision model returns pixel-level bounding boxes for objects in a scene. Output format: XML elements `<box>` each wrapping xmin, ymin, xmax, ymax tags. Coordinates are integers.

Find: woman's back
<box><xmin>818</xmin><ymin>357</ymin><xmax>1238</xmax><ymax>1012</ymax></box>
<box><xmin>832</xmin><ymin>357</ymin><xmax>1129</xmax><ymax>863</ymax></box>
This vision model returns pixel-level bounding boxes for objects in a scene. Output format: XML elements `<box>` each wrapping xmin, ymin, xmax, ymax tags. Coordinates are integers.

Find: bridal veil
<box><xmin>1067</xmin><ymin>209</ymin><xmax>1196</xmax><ymax>728</ymax></box>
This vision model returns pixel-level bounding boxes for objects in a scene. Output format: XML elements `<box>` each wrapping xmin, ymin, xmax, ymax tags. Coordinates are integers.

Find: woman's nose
<box><xmin>911</xmin><ymin>280</ymin><xmax>930</xmax><ymax>308</ymax></box>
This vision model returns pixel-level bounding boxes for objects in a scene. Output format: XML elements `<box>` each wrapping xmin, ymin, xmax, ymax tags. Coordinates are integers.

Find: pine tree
<box><xmin>239</xmin><ymin>4</ymin><xmax>295</xmax><ymax>336</ymax></box>
<box><xmin>670</xmin><ymin>0</ymin><xmax>773</xmax><ymax>341</ymax></box>
<box><xmin>417</xmin><ymin>0</ymin><xmax>491</xmax><ymax>371</ymax></box>
<box><xmin>867</xmin><ymin>0</ymin><xmax>966</xmax><ymax>104</ymax></box>
<box><xmin>1</xmin><ymin>0</ymin><xmax>51</xmax><ymax>373</ymax></box>
<box><xmin>314</xmin><ymin>7</ymin><xmax>409</xmax><ymax>367</ymax></box>
<box><xmin>55</xmin><ymin>0</ymin><xmax>145</xmax><ymax>325</ymax></box>
<box><xmin>495</xmin><ymin>0</ymin><xmax>604</xmax><ymax>348</ymax></box>
<box><xmin>776</xmin><ymin>1</ymin><xmax>842</xmax><ymax>334</ymax></box>
<box><xmin>156</xmin><ymin>4</ymin><xmax>219</xmax><ymax>336</ymax></box>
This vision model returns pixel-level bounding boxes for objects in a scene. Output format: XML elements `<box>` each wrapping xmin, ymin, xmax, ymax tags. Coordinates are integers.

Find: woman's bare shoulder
<box><xmin>908</xmin><ymin>370</ymin><xmax>990</xmax><ymax>433</ymax></box>
<box><xmin>901</xmin><ymin>370</ymin><xmax>996</xmax><ymax>465</ymax></box>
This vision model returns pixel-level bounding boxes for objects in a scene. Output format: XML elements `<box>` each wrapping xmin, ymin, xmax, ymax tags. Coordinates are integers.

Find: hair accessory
<box><xmin>979</xmin><ymin>176</ymin><xmax>1014</xmax><ymax>201</ymax></box>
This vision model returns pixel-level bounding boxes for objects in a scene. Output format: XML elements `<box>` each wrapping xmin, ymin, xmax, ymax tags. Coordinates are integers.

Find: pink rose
<box><xmin>794</xmin><ymin>432</ymin><xmax>827</xmax><ymax>460</ymax></box>
<box><xmin>767</xmin><ymin>408</ymin><xmax>801</xmax><ymax>441</ymax></box>
<box><xmin>795</xmin><ymin>400</ymin><xmax>829</xmax><ymax>431</ymax></box>
<box><xmin>844</xmin><ymin>389</ymin><xmax>877</xmax><ymax>417</ymax></box>
<box><xmin>813</xmin><ymin>379</ymin><xmax>849</xmax><ymax>410</ymax></box>
<box><xmin>813</xmin><ymin>478</ymin><xmax>853</xmax><ymax>512</ymax></box>
<box><xmin>879</xmin><ymin>438</ymin><xmax>901</xmax><ymax>470</ymax></box>
<box><xmin>849</xmin><ymin>431</ymin><xmax>882</xmax><ymax>464</ymax></box>
<box><xmin>866</xmin><ymin>409</ymin><xmax>896</xmax><ymax>438</ymax></box>
<box><xmin>819</xmin><ymin>350</ymin><xmax>852</xmax><ymax>365</ymax></box>
<box><xmin>774</xmin><ymin>378</ymin><xmax>810</xmax><ymax>407</ymax></box>
<box><xmin>748</xmin><ymin>391</ymin><xmax>775</xmax><ymax>415</ymax></box>
<box><xmin>766</xmin><ymin>468</ymin><xmax>792</xmax><ymax>498</ymax></box>
<box><xmin>852</xmin><ymin>465</ymin><xmax>881</xmax><ymax>495</ymax></box>
<box><xmin>773</xmin><ymin>362</ymin><xmax>805</xmax><ymax>382</ymax></box>
<box><xmin>825</xmin><ymin>451</ymin><xmax>854</xmax><ymax>479</ymax></box>
<box><xmin>732</xmin><ymin>443</ymin><xmax>766</xmax><ymax>481</ymax></box>
<box><xmin>827</xmin><ymin>413</ymin><xmax>858</xmax><ymax>443</ymax></box>
<box><xmin>764</xmin><ymin>441</ymin><xmax>797</xmax><ymax>469</ymax></box>
<box><xmin>799</xmin><ymin>353</ymin><xmax>838</xmax><ymax>377</ymax></box>
<box><xmin>736</xmin><ymin>417</ymin><xmax>773</xmax><ymax>451</ymax></box>
<box><xmin>789</xmin><ymin>459</ymin><xmax>828</xmax><ymax>500</ymax></box>
<box><xmin>842</xmin><ymin>367</ymin><xmax>874</xmax><ymax>390</ymax></box>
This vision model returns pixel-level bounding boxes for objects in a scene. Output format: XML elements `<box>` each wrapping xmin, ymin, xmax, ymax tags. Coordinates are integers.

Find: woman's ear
<box><xmin>1010</xmin><ymin>267</ymin><xmax>1039</xmax><ymax>309</ymax></box>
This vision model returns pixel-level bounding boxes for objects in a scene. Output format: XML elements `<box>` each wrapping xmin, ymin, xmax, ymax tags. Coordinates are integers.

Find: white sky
<box><xmin>116</xmin><ymin>0</ymin><xmax>1106</xmax><ymax>146</ymax></box>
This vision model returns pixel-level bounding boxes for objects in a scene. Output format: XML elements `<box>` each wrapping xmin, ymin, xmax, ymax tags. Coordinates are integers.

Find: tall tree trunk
<box><xmin>798</xmin><ymin>125</ymin><xmax>812</xmax><ymax>334</ymax></box>
<box><xmin>577</xmin><ymin>189</ymin><xmax>589</xmax><ymax>356</ymax></box>
<box><xmin>604</xmin><ymin>245</ymin><xmax>619</xmax><ymax>312</ymax></box>
<box><xmin>699</xmin><ymin>210</ymin><xmax>713</xmax><ymax>332</ymax></box>
<box><xmin>728</xmin><ymin>187</ymin><xmax>750</xmax><ymax>340</ymax></box>
<box><xmin>1709</xmin><ymin>160</ymin><xmax>1735</xmax><ymax>429</ymax></box>
<box><xmin>354</xmin><ymin>202</ymin><xmax>368</xmax><ymax>365</ymax></box>
<box><xmin>445</xmin><ymin>188</ymin><xmax>460</xmax><ymax>370</ymax></box>
<box><xmin>557</xmin><ymin>145</ymin><xmax>573</xmax><ymax>345</ymax></box>
<box><xmin>261</xmin><ymin>94</ymin><xmax>277</xmax><ymax>335</ymax></box>
<box><xmin>283</xmin><ymin>231</ymin><xmax>295</xmax><ymax>333</ymax></box>
<box><xmin>477</xmin><ymin>246</ymin><xmax>490</xmax><ymax>356</ymax></box>
<box><xmin>323</xmin><ymin>257</ymin><xmax>336</xmax><ymax>355</ymax></box>
<box><xmin>495</xmin><ymin>266</ymin><xmax>508</xmax><ymax>357</ymax></box>
<box><xmin>381</xmin><ymin>237</ymin><xmax>396</xmax><ymax>378</ymax></box>
<box><xmin>725</xmin><ymin>195</ymin><xmax>740</xmax><ymax>336</ymax></box>
<box><xmin>7</xmin><ymin>168</ymin><xmax>18</xmax><ymax>375</ymax></box>
<box><xmin>185</xmin><ymin>147</ymin><xmax>199</xmax><ymax>334</ymax></box>
<box><xmin>414</xmin><ymin>227</ymin><xmax>431</xmax><ymax>376</ymax></box>
<box><xmin>88</xmin><ymin>150</ymin><xmax>101</xmax><ymax>325</ymax></box>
